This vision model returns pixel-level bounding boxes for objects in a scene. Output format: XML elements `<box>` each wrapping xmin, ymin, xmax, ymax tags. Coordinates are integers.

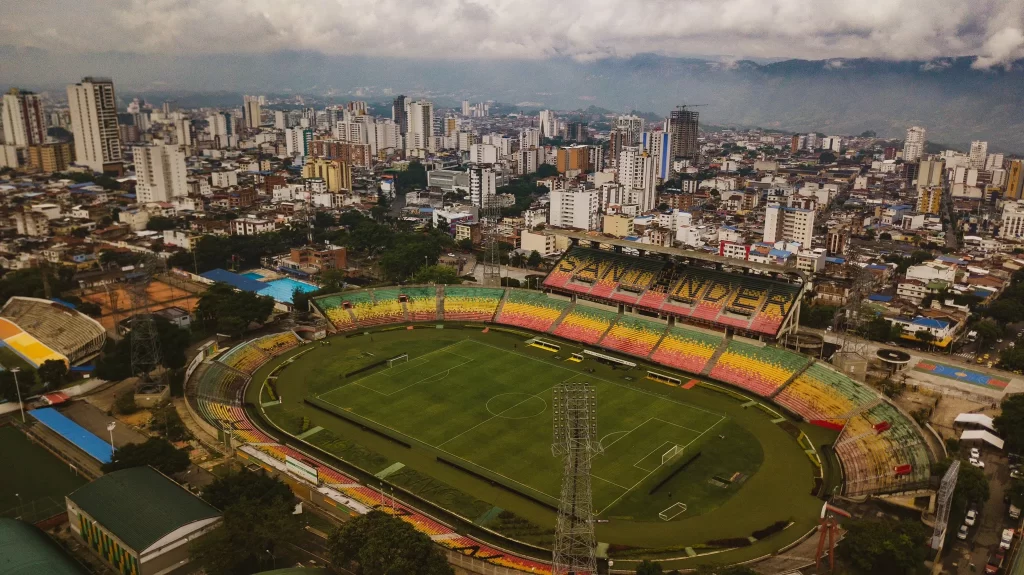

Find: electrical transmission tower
<box><xmin>830</xmin><ymin>264</ymin><xmax>874</xmax><ymax>378</ymax></box>
<box><xmin>481</xmin><ymin>194</ymin><xmax>502</xmax><ymax>287</ymax></box>
<box><xmin>126</xmin><ymin>255</ymin><xmax>164</xmax><ymax>383</ymax></box>
<box><xmin>552</xmin><ymin>383</ymin><xmax>601</xmax><ymax>575</ymax></box>
<box><xmin>930</xmin><ymin>460</ymin><xmax>960</xmax><ymax>550</ymax></box>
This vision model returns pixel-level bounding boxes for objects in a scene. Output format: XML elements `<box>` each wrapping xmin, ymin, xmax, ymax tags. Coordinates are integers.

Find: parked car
<box><xmin>1000</xmin><ymin>529</ymin><xmax>1014</xmax><ymax>550</ymax></box>
<box><xmin>1011</xmin><ymin>469</ymin><xmax>1022</xmax><ymax>480</ymax></box>
<box><xmin>958</xmin><ymin>524</ymin><xmax>970</xmax><ymax>540</ymax></box>
<box><xmin>986</xmin><ymin>552</ymin><xmax>1006</xmax><ymax>574</ymax></box>
<box><xmin>966</xmin><ymin>509</ymin><xmax>978</xmax><ymax>526</ymax></box>
<box><xmin>970</xmin><ymin>458</ymin><xmax>986</xmax><ymax>468</ymax></box>
<box><xmin>971</xmin><ymin>448</ymin><xmax>981</xmax><ymax>459</ymax></box>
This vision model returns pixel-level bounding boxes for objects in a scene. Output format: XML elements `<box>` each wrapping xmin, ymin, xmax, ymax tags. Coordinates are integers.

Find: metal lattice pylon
<box><xmin>931</xmin><ymin>460</ymin><xmax>960</xmax><ymax>549</ymax></box>
<box><xmin>552</xmin><ymin>383</ymin><xmax>601</xmax><ymax>575</ymax></box>
<box><xmin>481</xmin><ymin>194</ymin><xmax>502</xmax><ymax>287</ymax></box>
<box><xmin>127</xmin><ymin>255</ymin><xmax>163</xmax><ymax>382</ymax></box>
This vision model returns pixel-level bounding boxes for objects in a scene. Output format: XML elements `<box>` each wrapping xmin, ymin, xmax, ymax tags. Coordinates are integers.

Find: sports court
<box><xmin>914</xmin><ymin>360</ymin><xmax>1010</xmax><ymax>389</ymax></box>
<box><xmin>314</xmin><ymin>338</ymin><xmax>725</xmax><ymax>513</ymax></box>
<box><xmin>80</xmin><ymin>279</ymin><xmax>202</xmax><ymax>331</ymax></box>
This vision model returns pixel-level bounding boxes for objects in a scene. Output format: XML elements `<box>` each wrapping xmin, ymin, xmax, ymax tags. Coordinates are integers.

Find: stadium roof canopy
<box><xmin>542</xmin><ymin>228</ymin><xmax>807</xmax><ymax>281</ymax></box>
<box><xmin>29</xmin><ymin>407</ymin><xmax>112</xmax><ymax>463</ymax></box>
<box><xmin>67</xmin><ymin>467</ymin><xmax>221</xmax><ymax>553</ymax></box>
<box><xmin>0</xmin><ymin>518</ymin><xmax>88</xmax><ymax>575</ymax></box>
<box><xmin>960</xmin><ymin>430</ymin><xmax>1005</xmax><ymax>450</ymax></box>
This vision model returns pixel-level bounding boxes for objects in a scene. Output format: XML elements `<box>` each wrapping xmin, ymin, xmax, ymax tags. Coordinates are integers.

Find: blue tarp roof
<box><xmin>826</xmin><ymin>257</ymin><xmax>846</xmax><ymax>264</ymax></box>
<box><xmin>67</xmin><ymin>182</ymin><xmax>95</xmax><ymax>189</ymax></box>
<box><xmin>30</xmin><ymin>407</ymin><xmax>113</xmax><ymax>463</ymax></box>
<box><xmin>868</xmin><ymin>294</ymin><xmax>893</xmax><ymax>302</ymax></box>
<box><xmin>866</xmin><ymin>264</ymin><xmax>888</xmax><ymax>270</ymax></box>
<box><xmin>50</xmin><ymin>298</ymin><xmax>77</xmax><ymax>309</ymax></box>
<box><xmin>200</xmin><ymin>268</ymin><xmax>267</xmax><ymax>293</ymax></box>
<box><xmin>768</xmin><ymin>249</ymin><xmax>792</xmax><ymax>258</ymax></box>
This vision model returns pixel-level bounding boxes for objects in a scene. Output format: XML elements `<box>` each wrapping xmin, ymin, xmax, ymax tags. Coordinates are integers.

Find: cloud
<box><xmin>1</xmin><ymin>0</ymin><xmax>1023</xmax><ymax>67</ymax></box>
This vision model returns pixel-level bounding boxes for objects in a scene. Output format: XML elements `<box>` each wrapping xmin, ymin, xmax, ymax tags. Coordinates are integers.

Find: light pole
<box><xmin>11</xmin><ymin>368</ymin><xmax>23</xmax><ymax>423</ymax></box>
<box><xmin>106</xmin><ymin>422</ymin><xmax>116</xmax><ymax>458</ymax></box>
<box><xmin>14</xmin><ymin>493</ymin><xmax>22</xmax><ymax>519</ymax></box>
<box><xmin>265</xmin><ymin>549</ymin><xmax>276</xmax><ymax>569</ymax></box>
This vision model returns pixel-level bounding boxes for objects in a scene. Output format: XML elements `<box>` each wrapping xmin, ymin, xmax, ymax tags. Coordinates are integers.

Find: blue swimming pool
<box><xmin>241</xmin><ymin>272</ymin><xmax>264</xmax><ymax>280</ymax></box>
<box><xmin>258</xmin><ymin>277</ymin><xmax>318</xmax><ymax>304</ymax></box>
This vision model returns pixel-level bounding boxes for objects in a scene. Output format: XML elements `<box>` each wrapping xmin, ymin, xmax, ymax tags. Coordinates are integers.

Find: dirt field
<box><xmin>80</xmin><ymin>280</ymin><xmax>203</xmax><ymax>331</ymax></box>
<box><xmin>893</xmin><ymin>386</ymin><xmax>998</xmax><ymax>443</ymax></box>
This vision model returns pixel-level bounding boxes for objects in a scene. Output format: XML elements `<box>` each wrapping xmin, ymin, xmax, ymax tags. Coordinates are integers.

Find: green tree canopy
<box><xmin>327</xmin><ymin>510</ymin><xmax>452</xmax><ymax>575</ymax></box>
<box><xmin>146</xmin><ymin>216</ymin><xmax>177</xmax><ymax>231</ymax></box>
<box><xmin>636</xmin><ymin>559</ymin><xmax>664</xmax><ymax>575</ymax></box>
<box><xmin>410</xmin><ymin>265</ymin><xmax>462</xmax><ymax>285</ymax></box>
<box><xmin>101</xmin><ymin>437</ymin><xmax>190</xmax><ymax>475</ymax></box>
<box><xmin>994</xmin><ymin>394</ymin><xmax>1024</xmax><ymax>453</ymax></box>
<box><xmin>953</xmin><ymin>463</ymin><xmax>990</xmax><ymax>512</ymax></box>
<box><xmin>192</xmin><ymin>469</ymin><xmax>299</xmax><ymax>575</ymax></box>
<box><xmin>36</xmin><ymin>359</ymin><xmax>68</xmax><ymax>388</ymax></box>
<box><xmin>527</xmin><ymin>250</ymin><xmax>543</xmax><ymax>268</ymax></box>
<box><xmin>196</xmin><ymin>283</ymin><xmax>275</xmax><ymax>336</ymax></box>
<box><xmin>800</xmin><ymin>304</ymin><xmax>838</xmax><ymax>329</ymax></box>
<box><xmin>837</xmin><ymin>519</ymin><xmax>928</xmax><ymax>574</ymax></box>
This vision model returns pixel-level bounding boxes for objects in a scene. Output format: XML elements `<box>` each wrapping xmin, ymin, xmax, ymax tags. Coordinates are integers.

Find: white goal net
<box><xmin>662</xmin><ymin>444</ymin><xmax>684</xmax><ymax>466</ymax></box>
<box><xmin>387</xmin><ymin>354</ymin><xmax>409</xmax><ymax>368</ymax></box>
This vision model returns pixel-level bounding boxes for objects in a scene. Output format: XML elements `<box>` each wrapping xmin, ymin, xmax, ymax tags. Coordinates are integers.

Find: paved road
<box><xmin>944</xmin><ymin>449</ymin><xmax>1013</xmax><ymax>574</ymax></box>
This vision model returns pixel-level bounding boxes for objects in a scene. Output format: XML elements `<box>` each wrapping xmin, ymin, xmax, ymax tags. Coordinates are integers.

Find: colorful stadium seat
<box><xmin>544</xmin><ymin>247</ymin><xmax>663</xmax><ymax>301</ymax></box>
<box><xmin>599</xmin><ymin>315</ymin><xmax>667</xmax><ymax>357</ymax></box>
<box><xmin>552</xmin><ymin>305</ymin><xmax>618</xmax><ymax>345</ymax></box>
<box><xmin>650</xmin><ymin>326</ymin><xmax>723</xmax><ymax>374</ymax></box>
<box><xmin>774</xmin><ymin>363</ymin><xmax>878</xmax><ymax>422</ymax></box>
<box><xmin>495</xmin><ymin>290</ymin><xmax>570</xmax><ymax>332</ymax></box>
<box><xmin>0</xmin><ymin>296</ymin><xmax>106</xmax><ymax>363</ymax></box>
<box><xmin>708</xmin><ymin>341</ymin><xmax>809</xmax><ymax>397</ymax></box>
<box><xmin>442</xmin><ymin>287</ymin><xmax>504</xmax><ymax>322</ymax></box>
<box><xmin>402</xmin><ymin>287</ymin><xmax>440</xmax><ymax>322</ymax></box>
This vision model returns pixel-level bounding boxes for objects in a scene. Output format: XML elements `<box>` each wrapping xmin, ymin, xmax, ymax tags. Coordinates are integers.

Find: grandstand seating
<box><xmin>709</xmin><ymin>341</ymin><xmax>809</xmax><ymax>397</ymax></box>
<box><xmin>442</xmin><ymin>287</ymin><xmax>504</xmax><ymax>321</ymax></box>
<box><xmin>313</xmin><ymin>293</ymin><xmax>363</xmax><ymax>330</ymax></box>
<box><xmin>552</xmin><ymin>305</ymin><xmax>618</xmax><ymax>345</ymax></box>
<box><xmin>219</xmin><ymin>332</ymin><xmax>301</xmax><ymax>375</ymax></box>
<box><xmin>599</xmin><ymin>315</ymin><xmax>667</xmax><ymax>357</ymax></box>
<box><xmin>836</xmin><ymin>402</ymin><xmax>931</xmax><ymax>497</ymax></box>
<box><xmin>749</xmin><ymin>287</ymin><xmax>798</xmax><ymax>334</ymax></box>
<box><xmin>774</xmin><ymin>363</ymin><xmax>878</xmax><ymax>421</ymax></box>
<box><xmin>495</xmin><ymin>290</ymin><xmax>570</xmax><ymax>332</ymax></box>
<box><xmin>0</xmin><ymin>297</ymin><xmax>105</xmax><ymax>364</ymax></box>
<box><xmin>650</xmin><ymin>326</ymin><xmax>723</xmax><ymax>373</ymax></box>
<box><xmin>544</xmin><ymin>247</ymin><xmax>664</xmax><ymax>300</ymax></box>
<box><xmin>356</xmin><ymin>289</ymin><xmax>406</xmax><ymax>327</ymax></box>
<box><xmin>402</xmin><ymin>287</ymin><xmax>440</xmax><ymax>322</ymax></box>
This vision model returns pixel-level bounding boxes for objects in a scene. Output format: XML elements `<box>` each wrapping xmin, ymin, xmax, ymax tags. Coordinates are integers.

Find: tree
<box><xmin>915</xmin><ymin>329</ymin><xmax>935</xmax><ymax>347</ymax></box>
<box><xmin>192</xmin><ymin>469</ymin><xmax>300</xmax><ymax>575</ymax></box>
<box><xmin>994</xmin><ymin>394</ymin><xmax>1024</xmax><ymax>453</ymax></box>
<box><xmin>636</xmin><ymin>559</ymin><xmax>664</xmax><ymax>575</ymax></box>
<box><xmin>150</xmin><ymin>404</ymin><xmax>189</xmax><ymax>442</ymax></box>
<box><xmin>987</xmin><ymin>299</ymin><xmax>1024</xmax><ymax>323</ymax></box>
<box><xmin>457</xmin><ymin>238</ymin><xmax>475</xmax><ymax>251</ymax></box>
<box><xmin>410</xmin><ymin>265</ymin><xmax>462</xmax><ymax>285</ymax></box>
<box><xmin>196</xmin><ymin>283</ymin><xmax>275</xmax><ymax>336</ymax></box>
<box><xmin>837</xmin><ymin>519</ymin><xmax>928</xmax><ymax>574</ymax></box>
<box><xmin>953</xmin><ymin>463</ymin><xmax>990</xmax><ymax>512</ymax></box>
<box><xmin>114</xmin><ymin>389</ymin><xmax>138</xmax><ymax>414</ymax></box>
<box><xmin>509</xmin><ymin>252</ymin><xmax>524</xmax><ymax>267</ymax></box>
<box><xmin>327</xmin><ymin>510</ymin><xmax>452</xmax><ymax>575</ymax></box>
<box><xmin>527</xmin><ymin>250</ymin><xmax>543</xmax><ymax>268</ymax></box>
<box><xmin>36</xmin><ymin>359</ymin><xmax>68</xmax><ymax>388</ymax></box>
<box><xmin>800</xmin><ymin>304</ymin><xmax>838</xmax><ymax>329</ymax></box>
<box><xmin>101</xmin><ymin>437</ymin><xmax>190</xmax><ymax>475</ymax></box>
<box><xmin>146</xmin><ymin>216</ymin><xmax>177</xmax><ymax>232</ymax></box>
<box><xmin>879</xmin><ymin>232</ymin><xmax>892</xmax><ymax>241</ymax></box>
<box><xmin>0</xmin><ymin>370</ymin><xmax>30</xmax><ymax>403</ymax></box>
<box><xmin>974</xmin><ymin>319</ymin><xmax>1004</xmax><ymax>350</ymax></box>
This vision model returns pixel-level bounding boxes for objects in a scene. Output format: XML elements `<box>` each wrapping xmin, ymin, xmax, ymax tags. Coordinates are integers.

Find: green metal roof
<box><xmin>0</xmin><ymin>518</ymin><xmax>88</xmax><ymax>575</ymax></box>
<box><xmin>67</xmin><ymin>466</ymin><xmax>221</xmax><ymax>552</ymax></box>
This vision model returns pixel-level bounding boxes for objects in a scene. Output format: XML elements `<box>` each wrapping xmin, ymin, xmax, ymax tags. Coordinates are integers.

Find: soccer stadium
<box><xmin>0</xmin><ymin>296</ymin><xmax>106</xmax><ymax>368</ymax></box>
<box><xmin>184</xmin><ymin>246</ymin><xmax>937</xmax><ymax>572</ymax></box>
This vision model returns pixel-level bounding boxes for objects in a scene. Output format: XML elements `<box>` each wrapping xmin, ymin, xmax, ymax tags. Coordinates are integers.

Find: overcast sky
<box><xmin>2</xmin><ymin>0</ymin><xmax>1023</xmax><ymax>68</ymax></box>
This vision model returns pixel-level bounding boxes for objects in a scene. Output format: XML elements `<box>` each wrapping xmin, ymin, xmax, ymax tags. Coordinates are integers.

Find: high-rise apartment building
<box><xmin>67</xmin><ymin>77</ymin><xmax>123</xmax><ymax>174</ymax></box>
<box><xmin>986</xmin><ymin>153</ymin><xmax>1005</xmax><ymax>170</ymax></box>
<box><xmin>556</xmin><ymin>145</ymin><xmax>590</xmax><ymax>174</ymax></box>
<box><xmin>274</xmin><ymin>110</ymin><xmax>286</xmax><ymax>130</ymax></box>
<box><xmin>392</xmin><ymin>95</ymin><xmax>409</xmax><ymax>136</ymax></box>
<box><xmin>242</xmin><ymin>95</ymin><xmax>263</xmax><ymax>129</ymax></box>
<box><xmin>916</xmin><ymin>157</ymin><xmax>945</xmax><ymax>191</ymax></box>
<box><xmin>1000</xmin><ymin>201</ymin><xmax>1024</xmax><ymax>238</ymax></box>
<box><xmin>134</xmin><ymin>144</ymin><xmax>187</xmax><ymax>203</ymax></box>
<box><xmin>302</xmin><ymin>158</ymin><xmax>352</xmax><ymax>193</ymax></box>
<box><xmin>539</xmin><ymin>110</ymin><xmax>556</xmax><ymax>139</ymax></box>
<box><xmin>618</xmin><ymin>146</ymin><xmax>656</xmax><ymax>211</ymax></box>
<box><xmin>968</xmin><ymin>140</ymin><xmax>988</xmax><ymax>170</ymax></box>
<box><xmin>641</xmin><ymin>131</ymin><xmax>671</xmax><ymax>181</ymax></box>
<box><xmin>764</xmin><ymin>205</ymin><xmax>815</xmax><ymax>248</ymax></box>
<box><xmin>607</xmin><ymin>129</ymin><xmax>626</xmax><ymax>170</ymax></box>
<box><xmin>1005</xmin><ymin>160</ymin><xmax>1024</xmax><ymax>200</ymax></box>
<box><xmin>405</xmin><ymin>100</ymin><xmax>434</xmax><ymax>152</ymax></box>
<box><xmin>174</xmin><ymin>118</ymin><xmax>192</xmax><ymax>147</ymax></box>
<box><xmin>285</xmin><ymin>128</ymin><xmax>313</xmax><ymax>157</ymax></box>
<box><xmin>2</xmin><ymin>89</ymin><xmax>45</xmax><ymax>147</ymax></box>
<box><xmin>615</xmin><ymin>115</ymin><xmax>645</xmax><ymax>145</ymax></box>
<box><xmin>668</xmin><ymin>106</ymin><xmax>699</xmax><ymax>161</ymax></box>
<box><xmin>917</xmin><ymin>187</ymin><xmax>943</xmax><ymax>215</ymax></box>
<box><xmin>904</xmin><ymin>126</ymin><xmax>926</xmax><ymax>162</ymax></box>
<box><xmin>565</xmin><ymin>122</ymin><xmax>588</xmax><ymax>143</ymax></box>
<box><xmin>469</xmin><ymin>143</ymin><xmax>499</xmax><ymax>165</ymax></box>
<box><xmin>549</xmin><ymin>189</ymin><xmax>599</xmax><ymax>230</ymax></box>
<box><xmin>520</xmin><ymin>128</ymin><xmax>541</xmax><ymax>150</ymax></box>
<box><xmin>469</xmin><ymin>166</ymin><xmax>497</xmax><ymax>207</ymax></box>
<box><xmin>27</xmin><ymin>142</ymin><xmax>74</xmax><ymax>174</ymax></box>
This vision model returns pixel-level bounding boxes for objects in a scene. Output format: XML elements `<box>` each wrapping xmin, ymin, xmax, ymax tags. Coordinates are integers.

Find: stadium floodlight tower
<box><xmin>481</xmin><ymin>194</ymin><xmax>502</xmax><ymax>287</ymax></box>
<box><xmin>126</xmin><ymin>254</ymin><xmax>164</xmax><ymax>383</ymax></box>
<box><xmin>552</xmin><ymin>382</ymin><xmax>601</xmax><ymax>575</ymax></box>
<box><xmin>930</xmin><ymin>459</ymin><xmax>960</xmax><ymax>550</ymax></box>
<box><xmin>830</xmin><ymin>263</ymin><xmax>874</xmax><ymax>380</ymax></box>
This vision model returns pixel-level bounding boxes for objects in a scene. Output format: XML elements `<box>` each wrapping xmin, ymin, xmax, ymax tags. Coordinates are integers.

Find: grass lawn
<box><xmin>0</xmin><ymin>425</ymin><xmax>87</xmax><ymax>522</ymax></box>
<box><xmin>0</xmin><ymin>346</ymin><xmax>36</xmax><ymax>375</ymax></box>
<box><xmin>258</xmin><ymin>326</ymin><xmax>828</xmax><ymax>558</ymax></box>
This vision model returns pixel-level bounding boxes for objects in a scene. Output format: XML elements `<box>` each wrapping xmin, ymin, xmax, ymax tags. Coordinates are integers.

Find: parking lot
<box><xmin>944</xmin><ymin>446</ymin><xmax>1020</xmax><ymax>574</ymax></box>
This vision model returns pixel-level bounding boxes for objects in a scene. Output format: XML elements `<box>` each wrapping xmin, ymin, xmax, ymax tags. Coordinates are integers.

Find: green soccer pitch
<box><xmin>255</xmin><ymin>327</ymin><xmax>829</xmax><ymax>557</ymax></box>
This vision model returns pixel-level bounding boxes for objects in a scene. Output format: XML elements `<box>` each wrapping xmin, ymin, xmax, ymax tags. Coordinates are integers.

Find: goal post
<box><xmin>387</xmin><ymin>354</ymin><xmax>409</xmax><ymax>368</ymax></box>
<box><xmin>662</xmin><ymin>444</ymin><xmax>684</xmax><ymax>466</ymax></box>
